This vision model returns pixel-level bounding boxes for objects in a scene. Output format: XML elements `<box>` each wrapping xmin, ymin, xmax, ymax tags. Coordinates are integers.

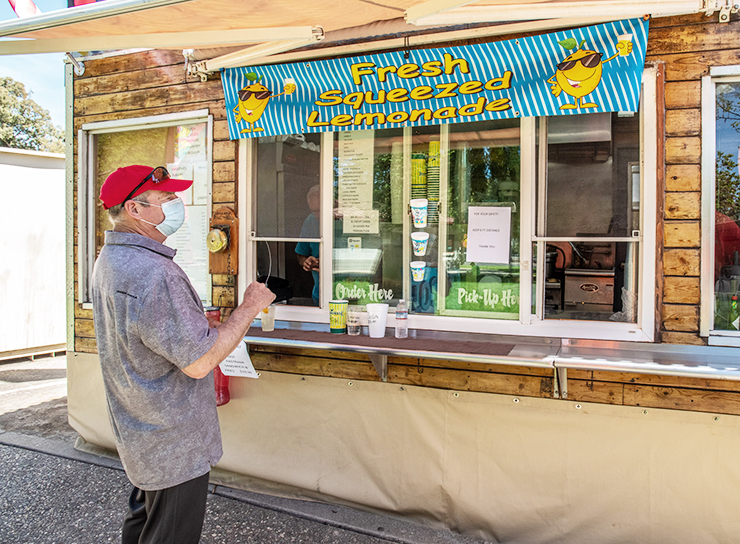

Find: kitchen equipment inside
<box><xmin>541</xmin><ymin>112</ymin><xmax>640</xmax><ymax>322</ymax></box>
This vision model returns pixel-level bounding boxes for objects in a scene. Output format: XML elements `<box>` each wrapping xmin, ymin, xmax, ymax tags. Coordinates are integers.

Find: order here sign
<box><xmin>221</xmin><ymin>18</ymin><xmax>648</xmax><ymax>140</ymax></box>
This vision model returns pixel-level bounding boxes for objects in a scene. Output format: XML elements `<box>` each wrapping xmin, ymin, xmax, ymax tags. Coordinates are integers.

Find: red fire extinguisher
<box><xmin>205</xmin><ymin>306</ymin><xmax>230</xmax><ymax>406</ymax></box>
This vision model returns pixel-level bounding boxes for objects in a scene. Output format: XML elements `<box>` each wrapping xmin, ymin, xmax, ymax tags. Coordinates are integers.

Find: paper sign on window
<box><xmin>344</xmin><ymin>210</ymin><xmax>380</xmax><ymax>234</ymax></box>
<box><xmin>466</xmin><ymin>206</ymin><xmax>512</xmax><ymax>264</ymax></box>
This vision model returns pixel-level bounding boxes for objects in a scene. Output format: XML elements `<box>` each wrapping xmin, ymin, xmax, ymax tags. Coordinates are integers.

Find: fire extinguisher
<box><xmin>204</xmin><ymin>306</ymin><xmax>230</xmax><ymax>406</ymax></box>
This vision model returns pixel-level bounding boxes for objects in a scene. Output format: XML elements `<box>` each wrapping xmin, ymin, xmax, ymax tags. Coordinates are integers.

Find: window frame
<box><xmin>77</xmin><ymin>109</ymin><xmax>214</xmax><ymax>308</ymax></box>
<box><xmin>701</xmin><ymin>66</ymin><xmax>740</xmax><ymax>344</ymax></box>
<box><xmin>241</xmin><ymin>67</ymin><xmax>657</xmax><ymax>341</ymax></box>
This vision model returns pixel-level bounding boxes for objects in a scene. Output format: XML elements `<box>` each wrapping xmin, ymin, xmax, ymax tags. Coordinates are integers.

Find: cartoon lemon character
<box><xmin>233</xmin><ymin>73</ymin><xmax>296</xmax><ymax>134</ymax></box>
<box><xmin>547</xmin><ymin>37</ymin><xmax>632</xmax><ymax>110</ymax></box>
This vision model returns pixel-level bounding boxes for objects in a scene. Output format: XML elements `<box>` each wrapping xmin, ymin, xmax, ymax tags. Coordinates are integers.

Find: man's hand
<box><xmin>183</xmin><ymin>281</ymin><xmax>275</xmax><ymax>379</ymax></box>
<box><xmin>243</xmin><ymin>281</ymin><xmax>277</xmax><ymax>312</ymax></box>
<box><xmin>302</xmin><ymin>256</ymin><xmax>320</xmax><ymax>272</ymax></box>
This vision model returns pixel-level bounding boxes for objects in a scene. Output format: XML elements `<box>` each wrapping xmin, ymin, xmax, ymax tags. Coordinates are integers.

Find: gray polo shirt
<box><xmin>91</xmin><ymin>231</ymin><xmax>222</xmax><ymax>490</ymax></box>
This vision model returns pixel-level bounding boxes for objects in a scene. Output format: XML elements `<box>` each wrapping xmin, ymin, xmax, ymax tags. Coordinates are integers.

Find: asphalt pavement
<box><xmin>0</xmin><ymin>354</ymin><xmax>489</xmax><ymax>544</ymax></box>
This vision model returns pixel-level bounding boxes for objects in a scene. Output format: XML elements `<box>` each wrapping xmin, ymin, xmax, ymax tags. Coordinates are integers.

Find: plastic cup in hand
<box><xmin>346</xmin><ymin>306</ymin><xmax>362</xmax><ymax>336</ymax></box>
<box><xmin>410</xmin><ymin>199</ymin><xmax>428</xmax><ymax>228</ymax></box>
<box><xmin>411</xmin><ymin>232</ymin><xmax>430</xmax><ymax>256</ymax></box>
<box><xmin>366</xmin><ymin>303</ymin><xmax>389</xmax><ymax>338</ymax></box>
<box><xmin>261</xmin><ymin>305</ymin><xmax>275</xmax><ymax>332</ymax></box>
<box><xmin>411</xmin><ymin>261</ymin><xmax>426</xmax><ymax>282</ymax></box>
<box><xmin>329</xmin><ymin>300</ymin><xmax>348</xmax><ymax>333</ymax></box>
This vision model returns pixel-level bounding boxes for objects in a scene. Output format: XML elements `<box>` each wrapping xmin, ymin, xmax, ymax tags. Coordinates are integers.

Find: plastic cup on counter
<box><xmin>410</xmin><ymin>198</ymin><xmax>428</xmax><ymax>228</ymax></box>
<box><xmin>411</xmin><ymin>232</ymin><xmax>430</xmax><ymax>256</ymax></box>
<box><xmin>329</xmin><ymin>300</ymin><xmax>349</xmax><ymax>333</ymax></box>
<box><xmin>411</xmin><ymin>261</ymin><xmax>426</xmax><ymax>282</ymax></box>
<box><xmin>366</xmin><ymin>303</ymin><xmax>389</xmax><ymax>338</ymax></box>
<box><xmin>261</xmin><ymin>305</ymin><xmax>276</xmax><ymax>332</ymax></box>
<box><xmin>346</xmin><ymin>305</ymin><xmax>362</xmax><ymax>336</ymax></box>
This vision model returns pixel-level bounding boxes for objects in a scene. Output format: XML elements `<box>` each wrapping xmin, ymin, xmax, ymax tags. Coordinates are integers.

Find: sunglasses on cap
<box><xmin>238</xmin><ymin>88</ymin><xmax>272</xmax><ymax>101</ymax></box>
<box><xmin>121</xmin><ymin>166</ymin><xmax>170</xmax><ymax>205</ymax></box>
<box><xmin>557</xmin><ymin>52</ymin><xmax>603</xmax><ymax>72</ymax></box>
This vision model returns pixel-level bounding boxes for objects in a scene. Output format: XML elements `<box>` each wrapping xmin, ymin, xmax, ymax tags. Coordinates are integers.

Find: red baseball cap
<box><xmin>100</xmin><ymin>165</ymin><xmax>193</xmax><ymax>209</ymax></box>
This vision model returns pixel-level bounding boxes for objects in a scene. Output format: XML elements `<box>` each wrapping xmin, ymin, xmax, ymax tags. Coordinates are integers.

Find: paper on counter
<box><xmin>220</xmin><ymin>341</ymin><xmax>259</xmax><ymax>378</ymax></box>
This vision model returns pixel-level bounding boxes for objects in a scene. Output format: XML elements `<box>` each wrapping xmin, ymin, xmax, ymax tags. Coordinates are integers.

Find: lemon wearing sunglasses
<box><xmin>233</xmin><ymin>73</ymin><xmax>297</xmax><ymax>134</ymax></box>
<box><xmin>547</xmin><ymin>37</ymin><xmax>631</xmax><ymax>110</ymax></box>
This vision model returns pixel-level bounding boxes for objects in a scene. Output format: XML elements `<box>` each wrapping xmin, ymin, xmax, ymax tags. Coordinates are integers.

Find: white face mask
<box><xmin>137</xmin><ymin>197</ymin><xmax>186</xmax><ymax>237</ymax></box>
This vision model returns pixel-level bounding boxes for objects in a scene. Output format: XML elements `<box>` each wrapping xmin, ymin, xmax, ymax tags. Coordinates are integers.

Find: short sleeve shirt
<box><xmin>91</xmin><ymin>231</ymin><xmax>222</xmax><ymax>490</ymax></box>
<box><xmin>295</xmin><ymin>213</ymin><xmax>320</xmax><ymax>303</ymax></box>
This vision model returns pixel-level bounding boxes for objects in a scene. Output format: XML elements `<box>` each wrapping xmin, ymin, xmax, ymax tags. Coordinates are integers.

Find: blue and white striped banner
<box><xmin>222</xmin><ymin>18</ymin><xmax>648</xmax><ymax>140</ymax></box>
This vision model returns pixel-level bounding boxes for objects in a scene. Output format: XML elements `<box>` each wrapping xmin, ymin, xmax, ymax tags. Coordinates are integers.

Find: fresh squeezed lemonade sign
<box><xmin>222</xmin><ymin>19</ymin><xmax>647</xmax><ymax>139</ymax></box>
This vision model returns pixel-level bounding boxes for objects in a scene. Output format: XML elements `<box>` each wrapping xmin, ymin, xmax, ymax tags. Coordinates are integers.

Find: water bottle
<box><xmin>730</xmin><ymin>295</ymin><xmax>739</xmax><ymax>331</ymax></box>
<box><xmin>395</xmin><ymin>299</ymin><xmax>408</xmax><ymax>339</ymax></box>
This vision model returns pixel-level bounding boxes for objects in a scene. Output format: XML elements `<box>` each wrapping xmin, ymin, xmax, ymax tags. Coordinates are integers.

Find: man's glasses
<box><xmin>557</xmin><ymin>52</ymin><xmax>603</xmax><ymax>72</ymax></box>
<box><xmin>121</xmin><ymin>166</ymin><xmax>170</xmax><ymax>205</ymax></box>
<box><xmin>238</xmin><ymin>88</ymin><xmax>272</xmax><ymax>101</ymax></box>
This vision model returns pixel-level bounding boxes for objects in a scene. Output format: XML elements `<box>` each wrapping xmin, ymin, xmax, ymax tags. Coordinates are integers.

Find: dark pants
<box><xmin>121</xmin><ymin>472</ymin><xmax>210</xmax><ymax>544</ymax></box>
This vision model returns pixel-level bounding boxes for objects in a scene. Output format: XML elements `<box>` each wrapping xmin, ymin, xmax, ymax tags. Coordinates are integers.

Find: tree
<box><xmin>0</xmin><ymin>77</ymin><xmax>63</xmax><ymax>153</ymax></box>
<box><xmin>716</xmin><ymin>150</ymin><xmax>740</xmax><ymax>218</ymax></box>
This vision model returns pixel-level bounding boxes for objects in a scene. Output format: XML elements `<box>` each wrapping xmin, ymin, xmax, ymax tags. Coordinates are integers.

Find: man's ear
<box><xmin>124</xmin><ymin>200</ymin><xmax>142</xmax><ymax>219</ymax></box>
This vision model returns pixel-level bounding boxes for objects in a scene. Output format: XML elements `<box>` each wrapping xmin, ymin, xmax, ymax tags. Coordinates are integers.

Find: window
<box><xmin>702</xmin><ymin>67</ymin><xmax>740</xmax><ymax>343</ymax></box>
<box><xmin>251</xmin><ymin>133</ymin><xmax>323</xmax><ymax>307</ymax></box>
<box><xmin>245</xmin><ymin>68</ymin><xmax>657</xmax><ymax>341</ymax></box>
<box><xmin>536</xmin><ymin>112</ymin><xmax>640</xmax><ymax>323</ymax></box>
<box><xmin>78</xmin><ymin>110</ymin><xmax>213</xmax><ymax>306</ymax></box>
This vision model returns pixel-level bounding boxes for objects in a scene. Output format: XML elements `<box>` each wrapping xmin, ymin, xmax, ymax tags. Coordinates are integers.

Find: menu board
<box><xmin>337</xmin><ymin>131</ymin><xmax>374</xmax><ymax>213</ymax></box>
<box><xmin>164</xmin><ymin>122</ymin><xmax>211</xmax><ymax>305</ymax></box>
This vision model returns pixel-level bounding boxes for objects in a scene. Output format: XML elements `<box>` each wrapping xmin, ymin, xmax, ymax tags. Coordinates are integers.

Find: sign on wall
<box><xmin>222</xmin><ymin>18</ymin><xmax>648</xmax><ymax>140</ymax></box>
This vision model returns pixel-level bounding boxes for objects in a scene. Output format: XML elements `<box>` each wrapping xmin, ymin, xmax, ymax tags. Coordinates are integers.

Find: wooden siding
<box><xmin>646</xmin><ymin>14</ymin><xmax>740</xmax><ymax>345</ymax></box>
<box><xmin>250</xmin><ymin>345</ymin><xmax>740</xmax><ymax>416</ymax></box>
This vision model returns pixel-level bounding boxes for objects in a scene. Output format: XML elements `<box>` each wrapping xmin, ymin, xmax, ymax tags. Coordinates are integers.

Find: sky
<box><xmin>0</xmin><ymin>0</ymin><xmax>68</xmax><ymax>128</ymax></box>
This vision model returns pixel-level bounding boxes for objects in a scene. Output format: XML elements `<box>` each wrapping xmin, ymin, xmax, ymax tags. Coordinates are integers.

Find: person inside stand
<box><xmin>295</xmin><ymin>184</ymin><xmax>321</xmax><ymax>306</ymax></box>
<box><xmin>715</xmin><ymin>210</ymin><xmax>740</xmax><ymax>279</ymax></box>
<box><xmin>91</xmin><ymin>165</ymin><xmax>275</xmax><ymax>544</ymax></box>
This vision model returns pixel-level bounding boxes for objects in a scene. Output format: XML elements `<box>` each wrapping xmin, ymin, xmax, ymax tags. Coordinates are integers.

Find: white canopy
<box><xmin>0</xmin><ymin>0</ymin><xmax>706</xmax><ymax>71</ymax></box>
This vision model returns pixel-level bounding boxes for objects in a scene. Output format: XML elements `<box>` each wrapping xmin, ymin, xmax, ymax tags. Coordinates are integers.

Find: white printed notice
<box><xmin>466</xmin><ymin>206</ymin><xmax>512</xmax><ymax>264</ymax></box>
<box><xmin>166</xmin><ymin>206</ymin><xmax>210</xmax><ymax>304</ymax></box>
<box><xmin>168</xmin><ymin>162</ymin><xmax>194</xmax><ymax>205</ymax></box>
<box><xmin>219</xmin><ymin>341</ymin><xmax>259</xmax><ymax>378</ymax></box>
<box><xmin>344</xmin><ymin>209</ymin><xmax>379</xmax><ymax>234</ymax></box>
<box><xmin>338</xmin><ymin>131</ymin><xmax>374</xmax><ymax>212</ymax></box>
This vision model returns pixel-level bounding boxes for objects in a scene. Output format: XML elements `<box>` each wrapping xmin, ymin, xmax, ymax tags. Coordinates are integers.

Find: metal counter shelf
<box><xmin>244</xmin><ymin>323</ymin><xmax>740</xmax><ymax>398</ymax></box>
<box><xmin>244</xmin><ymin>322</ymin><xmax>558</xmax><ymax>381</ymax></box>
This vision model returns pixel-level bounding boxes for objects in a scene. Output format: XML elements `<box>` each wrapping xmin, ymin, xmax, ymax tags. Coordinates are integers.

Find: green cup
<box><xmin>329</xmin><ymin>300</ymin><xmax>348</xmax><ymax>333</ymax></box>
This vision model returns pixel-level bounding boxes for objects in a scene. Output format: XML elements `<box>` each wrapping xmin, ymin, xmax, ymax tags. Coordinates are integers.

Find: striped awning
<box><xmin>221</xmin><ymin>18</ymin><xmax>648</xmax><ymax>140</ymax></box>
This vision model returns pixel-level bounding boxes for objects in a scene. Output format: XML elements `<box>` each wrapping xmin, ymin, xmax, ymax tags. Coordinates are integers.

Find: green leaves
<box><xmin>0</xmin><ymin>77</ymin><xmax>63</xmax><ymax>153</ymax></box>
<box><xmin>558</xmin><ymin>38</ymin><xmax>578</xmax><ymax>50</ymax></box>
<box><xmin>558</xmin><ymin>38</ymin><xmax>588</xmax><ymax>51</ymax></box>
<box><xmin>245</xmin><ymin>72</ymin><xmax>259</xmax><ymax>81</ymax></box>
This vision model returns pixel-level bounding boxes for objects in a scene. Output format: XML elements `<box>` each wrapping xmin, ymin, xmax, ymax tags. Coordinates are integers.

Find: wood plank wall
<box><xmin>647</xmin><ymin>13</ymin><xmax>740</xmax><ymax>345</ymax></box>
<box><xmin>72</xmin><ymin>50</ymin><xmax>238</xmax><ymax>353</ymax></box>
<box><xmin>71</xmin><ymin>14</ymin><xmax>740</xmax><ymax>415</ymax></box>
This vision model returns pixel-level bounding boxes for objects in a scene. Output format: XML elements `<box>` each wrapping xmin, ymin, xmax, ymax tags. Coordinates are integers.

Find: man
<box><xmin>91</xmin><ymin>165</ymin><xmax>275</xmax><ymax>544</ymax></box>
<box><xmin>295</xmin><ymin>184</ymin><xmax>321</xmax><ymax>305</ymax></box>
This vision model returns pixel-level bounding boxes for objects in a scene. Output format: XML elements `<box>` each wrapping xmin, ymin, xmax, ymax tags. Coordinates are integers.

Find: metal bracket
<box><xmin>553</xmin><ymin>367</ymin><xmax>567</xmax><ymax>399</ymax></box>
<box><xmin>703</xmin><ymin>0</ymin><xmax>739</xmax><ymax>22</ymax></box>
<box><xmin>369</xmin><ymin>353</ymin><xmax>388</xmax><ymax>382</ymax></box>
<box><xmin>187</xmin><ymin>60</ymin><xmax>212</xmax><ymax>82</ymax></box>
<box><xmin>64</xmin><ymin>53</ymin><xmax>85</xmax><ymax>76</ymax></box>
